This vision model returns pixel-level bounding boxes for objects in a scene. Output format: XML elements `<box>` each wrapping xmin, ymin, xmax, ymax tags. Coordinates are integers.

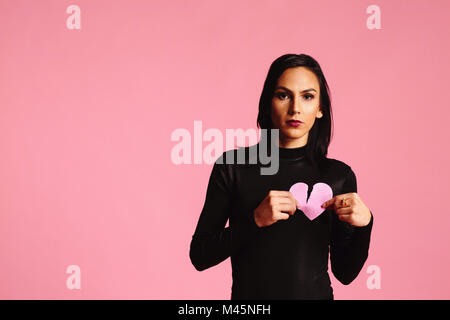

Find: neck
<box><xmin>277</xmin><ymin>144</ymin><xmax>307</xmax><ymax>161</ymax></box>
<box><xmin>277</xmin><ymin>136</ymin><xmax>308</xmax><ymax>149</ymax></box>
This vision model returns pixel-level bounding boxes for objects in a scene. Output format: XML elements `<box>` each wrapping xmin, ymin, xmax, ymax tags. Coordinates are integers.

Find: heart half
<box><xmin>289</xmin><ymin>182</ymin><xmax>333</xmax><ymax>221</ymax></box>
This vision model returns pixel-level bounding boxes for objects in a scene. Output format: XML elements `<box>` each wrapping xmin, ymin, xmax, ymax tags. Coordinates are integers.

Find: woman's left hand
<box><xmin>321</xmin><ymin>192</ymin><xmax>372</xmax><ymax>227</ymax></box>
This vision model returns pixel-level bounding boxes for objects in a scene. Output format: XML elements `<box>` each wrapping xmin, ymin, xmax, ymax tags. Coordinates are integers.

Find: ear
<box><xmin>317</xmin><ymin>108</ymin><xmax>323</xmax><ymax>118</ymax></box>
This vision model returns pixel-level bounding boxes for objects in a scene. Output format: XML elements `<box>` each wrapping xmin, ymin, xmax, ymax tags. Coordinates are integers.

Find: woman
<box><xmin>189</xmin><ymin>53</ymin><xmax>373</xmax><ymax>300</ymax></box>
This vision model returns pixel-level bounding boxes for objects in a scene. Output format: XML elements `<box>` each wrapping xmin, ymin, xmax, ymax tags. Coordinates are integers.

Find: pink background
<box><xmin>1</xmin><ymin>0</ymin><xmax>450</xmax><ymax>299</ymax></box>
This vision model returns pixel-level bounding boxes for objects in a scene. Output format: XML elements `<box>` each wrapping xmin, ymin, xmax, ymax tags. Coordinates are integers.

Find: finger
<box><xmin>348</xmin><ymin>192</ymin><xmax>359</xmax><ymax>199</ymax></box>
<box><xmin>335</xmin><ymin>206</ymin><xmax>353</xmax><ymax>215</ymax></box>
<box><xmin>337</xmin><ymin>213</ymin><xmax>352</xmax><ymax>223</ymax></box>
<box><xmin>275</xmin><ymin>203</ymin><xmax>297</xmax><ymax>215</ymax></box>
<box><xmin>322</xmin><ymin>192</ymin><xmax>359</xmax><ymax>209</ymax></box>
<box><xmin>332</xmin><ymin>194</ymin><xmax>355</xmax><ymax>209</ymax></box>
<box><xmin>267</xmin><ymin>190</ymin><xmax>293</xmax><ymax>198</ymax></box>
<box><xmin>338</xmin><ymin>192</ymin><xmax>359</xmax><ymax>203</ymax></box>
<box><xmin>337</xmin><ymin>197</ymin><xmax>358</xmax><ymax>209</ymax></box>
<box><xmin>335</xmin><ymin>192</ymin><xmax>358</xmax><ymax>198</ymax></box>
<box><xmin>269</xmin><ymin>191</ymin><xmax>299</xmax><ymax>208</ymax></box>
<box><xmin>288</xmin><ymin>191</ymin><xmax>298</xmax><ymax>208</ymax></box>
<box><xmin>270</xmin><ymin>196</ymin><xmax>292</xmax><ymax>205</ymax></box>
<box><xmin>321</xmin><ymin>197</ymin><xmax>335</xmax><ymax>208</ymax></box>
<box><xmin>286</xmin><ymin>192</ymin><xmax>300</xmax><ymax>209</ymax></box>
<box><xmin>274</xmin><ymin>211</ymin><xmax>290</xmax><ymax>221</ymax></box>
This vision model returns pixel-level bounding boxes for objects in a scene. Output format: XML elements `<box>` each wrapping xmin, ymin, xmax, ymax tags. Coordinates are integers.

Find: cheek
<box><xmin>304</xmin><ymin>104</ymin><xmax>320</xmax><ymax>118</ymax></box>
<box><xmin>271</xmin><ymin>103</ymin><xmax>284</xmax><ymax>120</ymax></box>
<box><xmin>302</xmin><ymin>110</ymin><xmax>320</xmax><ymax>128</ymax></box>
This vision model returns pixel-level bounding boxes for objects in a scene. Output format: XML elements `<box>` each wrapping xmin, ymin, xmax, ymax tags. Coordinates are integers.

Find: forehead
<box><xmin>276</xmin><ymin>67</ymin><xmax>320</xmax><ymax>90</ymax></box>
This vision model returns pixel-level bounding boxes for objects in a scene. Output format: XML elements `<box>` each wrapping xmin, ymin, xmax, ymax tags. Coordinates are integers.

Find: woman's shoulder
<box><xmin>322</xmin><ymin>157</ymin><xmax>354</xmax><ymax>176</ymax></box>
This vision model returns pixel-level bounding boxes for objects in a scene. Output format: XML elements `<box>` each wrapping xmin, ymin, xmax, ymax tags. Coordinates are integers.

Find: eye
<box><xmin>276</xmin><ymin>92</ymin><xmax>289</xmax><ymax>100</ymax></box>
<box><xmin>304</xmin><ymin>94</ymin><xmax>314</xmax><ymax>100</ymax></box>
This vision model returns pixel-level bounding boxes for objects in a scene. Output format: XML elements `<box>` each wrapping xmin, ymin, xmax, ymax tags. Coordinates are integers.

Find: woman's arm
<box><xmin>189</xmin><ymin>152</ymin><xmax>260</xmax><ymax>271</ymax></box>
<box><xmin>329</xmin><ymin>167</ymin><xmax>374</xmax><ymax>285</ymax></box>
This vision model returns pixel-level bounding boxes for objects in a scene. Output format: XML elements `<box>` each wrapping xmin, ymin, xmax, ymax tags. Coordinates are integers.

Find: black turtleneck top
<box><xmin>189</xmin><ymin>142</ymin><xmax>373</xmax><ymax>300</ymax></box>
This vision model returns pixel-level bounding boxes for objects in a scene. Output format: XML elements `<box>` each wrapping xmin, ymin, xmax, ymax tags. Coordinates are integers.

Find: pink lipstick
<box><xmin>286</xmin><ymin>120</ymin><xmax>303</xmax><ymax>127</ymax></box>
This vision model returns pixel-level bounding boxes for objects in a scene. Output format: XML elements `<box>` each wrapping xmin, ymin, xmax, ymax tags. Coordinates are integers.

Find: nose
<box><xmin>289</xmin><ymin>95</ymin><xmax>302</xmax><ymax>115</ymax></box>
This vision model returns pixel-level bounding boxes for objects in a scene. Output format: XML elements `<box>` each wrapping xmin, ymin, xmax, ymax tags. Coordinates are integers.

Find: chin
<box><xmin>280</xmin><ymin>129</ymin><xmax>303</xmax><ymax>139</ymax></box>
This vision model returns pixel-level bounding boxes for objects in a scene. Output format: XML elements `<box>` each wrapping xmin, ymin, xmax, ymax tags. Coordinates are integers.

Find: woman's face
<box><xmin>271</xmin><ymin>66</ymin><xmax>323</xmax><ymax>148</ymax></box>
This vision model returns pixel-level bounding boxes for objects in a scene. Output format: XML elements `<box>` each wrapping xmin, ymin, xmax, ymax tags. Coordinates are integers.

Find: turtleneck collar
<box><xmin>277</xmin><ymin>144</ymin><xmax>307</xmax><ymax>161</ymax></box>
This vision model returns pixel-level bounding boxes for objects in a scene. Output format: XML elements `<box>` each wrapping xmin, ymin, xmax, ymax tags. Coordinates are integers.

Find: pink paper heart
<box><xmin>289</xmin><ymin>182</ymin><xmax>333</xmax><ymax>220</ymax></box>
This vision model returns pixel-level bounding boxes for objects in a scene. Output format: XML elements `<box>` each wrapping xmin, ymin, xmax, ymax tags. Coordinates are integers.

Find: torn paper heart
<box><xmin>289</xmin><ymin>182</ymin><xmax>333</xmax><ymax>221</ymax></box>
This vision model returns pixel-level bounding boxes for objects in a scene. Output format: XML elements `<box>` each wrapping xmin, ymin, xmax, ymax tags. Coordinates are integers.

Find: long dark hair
<box><xmin>257</xmin><ymin>53</ymin><xmax>333</xmax><ymax>170</ymax></box>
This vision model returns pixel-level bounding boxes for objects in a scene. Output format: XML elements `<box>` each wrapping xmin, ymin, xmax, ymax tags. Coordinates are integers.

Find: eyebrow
<box><xmin>275</xmin><ymin>86</ymin><xmax>317</xmax><ymax>94</ymax></box>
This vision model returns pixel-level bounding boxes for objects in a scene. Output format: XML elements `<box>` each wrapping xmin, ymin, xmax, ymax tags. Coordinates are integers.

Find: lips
<box><xmin>286</xmin><ymin>119</ymin><xmax>303</xmax><ymax>128</ymax></box>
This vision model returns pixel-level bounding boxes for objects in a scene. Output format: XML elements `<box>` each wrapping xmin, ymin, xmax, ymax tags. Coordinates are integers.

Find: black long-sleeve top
<box><xmin>189</xmin><ymin>142</ymin><xmax>373</xmax><ymax>300</ymax></box>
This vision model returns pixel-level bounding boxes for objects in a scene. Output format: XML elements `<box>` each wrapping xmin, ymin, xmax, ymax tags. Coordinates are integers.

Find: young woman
<box><xmin>189</xmin><ymin>53</ymin><xmax>373</xmax><ymax>300</ymax></box>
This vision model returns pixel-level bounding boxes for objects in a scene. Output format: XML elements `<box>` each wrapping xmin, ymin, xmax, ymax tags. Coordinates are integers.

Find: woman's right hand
<box><xmin>253</xmin><ymin>190</ymin><xmax>300</xmax><ymax>227</ymax></box>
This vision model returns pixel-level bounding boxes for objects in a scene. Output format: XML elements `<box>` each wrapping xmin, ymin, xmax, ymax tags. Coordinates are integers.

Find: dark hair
<box><xmin>257</xmin><ymin>53</ymin><xmax>333</xmax><ymax>169</ymax></box>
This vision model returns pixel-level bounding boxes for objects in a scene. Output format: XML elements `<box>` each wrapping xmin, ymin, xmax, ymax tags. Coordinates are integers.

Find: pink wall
<box><xmin>1</xmin><ymin>0</ymin><xmax>449</xmax><ymax>299</ymax></box>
